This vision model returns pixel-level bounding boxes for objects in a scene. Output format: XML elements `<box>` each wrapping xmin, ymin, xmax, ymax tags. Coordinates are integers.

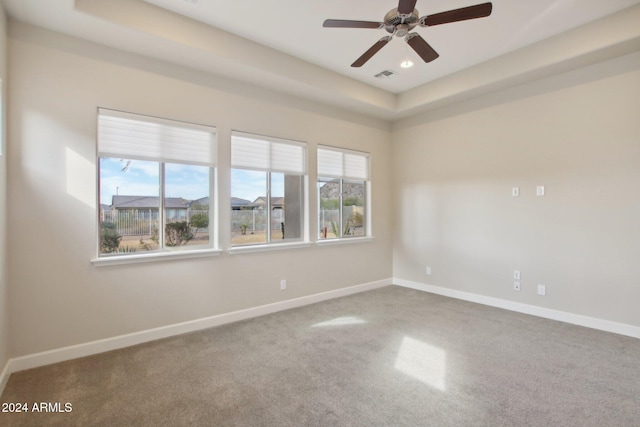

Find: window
<box><xmin>97</xmin><ymin>109</ymin><xmax>216</xmax><ymax>257</ymax></box>
<box><xmin>317</xmin><ymin>146</ymin><xmax>369</xmax><ymax>240</ymax></box>
<box><xmin>231</xmin><ymin>131</ymin><xmax>306</xmax><ymax>246</ymax></box>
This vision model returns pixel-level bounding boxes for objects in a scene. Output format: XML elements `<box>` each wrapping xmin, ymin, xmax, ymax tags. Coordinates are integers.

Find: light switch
<box><xmin>536</xmin><ymin>186</ymin><xmax>545</xmax><ymax>196</ymax></box>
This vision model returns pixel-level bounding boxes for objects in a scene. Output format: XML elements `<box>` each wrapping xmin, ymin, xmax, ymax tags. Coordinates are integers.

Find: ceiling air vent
<box><xmin>374</xmin><ymin>69</ymin><xmax>397</xmax><ymax>79</ymax></box>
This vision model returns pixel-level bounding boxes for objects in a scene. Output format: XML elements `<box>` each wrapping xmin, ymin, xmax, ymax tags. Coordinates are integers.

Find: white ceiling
<box><xmin>3</xmin><ymin>0</ymin><xmax>640</xmax><ymax>120</ymax></box>
<box><xmin>143</xmin><ymin>0</ymin><xmax>640</xmax><ymax>93</ymax></box>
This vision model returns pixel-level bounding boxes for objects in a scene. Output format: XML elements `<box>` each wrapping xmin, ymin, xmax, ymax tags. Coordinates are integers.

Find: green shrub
<box><xmin>100</xmin><ymin>222</ymin><xmax>121</xmax><ymax>253</ymax></box>
<box><xmin>189</xmin><ymin>213</ymin><xmax>209</xmax><ymax>238</ymax></box>
<box><xmin>320</xmin><ymin>199</ymin><xmax>339</xmax><ymax>210</ymax></box>
<box><xmin>343</xmin><ymin>197</ymin><xmax>363</xmax><ymax>207</ymax></box>
<box><xmin>165</xmin><ymin>221</ymin><xmax>193</xmax><ymax>246</ymax></box>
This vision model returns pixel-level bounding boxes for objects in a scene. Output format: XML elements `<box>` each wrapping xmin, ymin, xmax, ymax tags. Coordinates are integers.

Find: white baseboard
<box><xmin>394</xmin><ymin>278</ymin><xmax>640</xmax><ymax>339</ymax></box>
<box><xmin>0</xmin><ymin>278</ymin><xmax>392</xmax><ymax>395</ymax></box>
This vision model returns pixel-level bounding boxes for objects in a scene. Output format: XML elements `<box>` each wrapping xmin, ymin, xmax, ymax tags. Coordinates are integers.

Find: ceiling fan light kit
<box><xmin>400</xmin><ymin>60</ymin><xmax>414</xmax><ymax>69</ymax></box>
<box><xmin>323</xmin><ymin>1</ymin><xmax>493</xmax><ymax>67</ymax></box>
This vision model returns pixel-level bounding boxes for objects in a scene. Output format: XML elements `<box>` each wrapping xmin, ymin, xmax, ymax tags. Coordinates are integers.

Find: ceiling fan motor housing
<box><xmin>384</xmin><ymin>8</ymin><xmax>419</xmax><ymax>37</ymax></box>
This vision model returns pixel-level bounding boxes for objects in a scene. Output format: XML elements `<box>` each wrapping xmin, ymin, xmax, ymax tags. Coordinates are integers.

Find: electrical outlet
<box><xmin>537</xmin><ymin>284</ymin><xmax>546</xmax><ymax>296</ymax></box>
<box><xmin>513</xmin><ymin>281</ymin><xmax>521</xmax><ymax>291</ymax></box>
<box><xmin>280</xmin><ymin>279</ymin><xmax>286</xmax><ymax>290</ymax></box>
<box><xmin>426</xmin><ymin>266</ymin><xmax>432</xmax><ymax>275</ymax></box>
<box><xmin>513</xmin><ymin>270</ymin><xmax>521</xmax><ymax>280</ymax></box>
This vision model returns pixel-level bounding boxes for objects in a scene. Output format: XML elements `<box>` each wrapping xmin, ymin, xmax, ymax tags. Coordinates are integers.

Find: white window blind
<box><xmin>317</xmin><ymin>146</ymin><xmax>369</xmax><ymax>180</ymax></box>
<box><xmin>231</xmin><ymin>131</ymin><xmax>306</xmax><ymax>174</ymax></box>
<box><xmin>98</xmin><ymin>109</ymin><xmax>216</xmax><ymax>167</ymax></box>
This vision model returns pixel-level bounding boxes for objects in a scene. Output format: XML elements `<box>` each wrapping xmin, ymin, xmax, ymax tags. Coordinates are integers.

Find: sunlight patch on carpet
<box><xmin>395</xmin><ymin>336</ymin><xmax>447</xmax><ymax>391</ymax></box>
<box><xmin>311</xmin><ymin>316</ymin><xmax>367</xmax><ymax>327</ymax></box>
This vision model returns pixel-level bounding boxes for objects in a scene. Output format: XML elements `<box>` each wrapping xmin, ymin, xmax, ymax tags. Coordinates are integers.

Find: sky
<box><xmin>100</xmin><ymin>158</ymin><xmax>283</xmax><ymax>205</ymax></box>
<box><xmin>231</xmin><ymin>169</ymin><xmax>284</xmax><ymax>203</ymax></box>
<box><xmin>100</xmin><ymin>158</ymin><xmax>209</xmax><ymax>205</ymax></box>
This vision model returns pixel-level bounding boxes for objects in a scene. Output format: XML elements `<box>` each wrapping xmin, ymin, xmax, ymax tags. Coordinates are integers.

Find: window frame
<box><xmin>317</xmin><ymin>145</ymin><xmax>370</xmax><ymax>242</ymax></box>
<box><xmin>94</xmin><ymin>109</ymin><xmax>217</xmax><ymax>262</ymax></box>
<box><xmin>230</xmin><ymin>131</ymin><xmax>308</xmax><ymax>248</ymax></box>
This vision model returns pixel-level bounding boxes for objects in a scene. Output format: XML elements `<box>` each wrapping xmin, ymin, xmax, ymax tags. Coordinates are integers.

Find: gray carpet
<box><xmin>1</xmin><ymin>285</ymin><xmax>639</xmax><ymax>426</ymax></box>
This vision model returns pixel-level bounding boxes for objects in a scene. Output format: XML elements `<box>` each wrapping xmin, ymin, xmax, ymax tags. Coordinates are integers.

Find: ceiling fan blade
<box><xmin>405</xmin><ymin>33</ymin><xmax>439</xmax><ymax>63</ymax></box>
<box><xmin>422</xmin><ymin>2</ymin><xmax>493</xmax><ymax>27</ymax></box>
<box><xmin>323</xmin><ymin>19</ymin><xmax>383</xmax><ymax>29</ymax></box>
<box><xmin>397</xmin><ymin>0</ymin><xmax>418</xmax><ymax>15</ymax></box>
<box><xmin>351</xmin><ymin>36</ymin><xmax>392</xmax><ymax>67</ymax></box>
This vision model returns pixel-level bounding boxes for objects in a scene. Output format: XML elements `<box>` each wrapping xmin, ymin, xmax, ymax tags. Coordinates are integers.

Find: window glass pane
<box><xmin>342</xmin><ymin>180</ymin><xmax>365</xmax><ymax>237</ymax></box>
<box><xmin>99</xmin><ymin>158</ymin><xmax>160</xmax><ymax>255</ymax></box>
<box><xmin>231</xmin><ymin>169</ymin><xmax>267</xmax><ymax>245</ymax></box>
<box><xmin>165</xmin><ymin>163</ymin><xmax>210</xmax><ymax>248</ymax></box>
<box><xmin>318</xmin><ymin>178</ymin><xmax>340</xmax><ymax>239</ymax></box>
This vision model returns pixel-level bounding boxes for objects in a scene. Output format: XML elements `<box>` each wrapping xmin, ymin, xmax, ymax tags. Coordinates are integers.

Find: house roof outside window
<box><xmin>111</xmin><ymin>195</ymin><xmax>190</xmax><ymax>210</ymax></box>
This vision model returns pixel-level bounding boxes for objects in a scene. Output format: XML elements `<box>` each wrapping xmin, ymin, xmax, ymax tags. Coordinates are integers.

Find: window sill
<box><xmin>228</xmin><ymin>241</ymin><xmax>312</xmax><ymax>255</ymax></box>
<box><xmin>316</xmin><ymin>236</ymin><xmax>375</xmax><ymax>246</ymax></box>
<box><xmin>91</xmin><ymin>248</ymin><xmax>222</xmax><ymax>267</ymax></box>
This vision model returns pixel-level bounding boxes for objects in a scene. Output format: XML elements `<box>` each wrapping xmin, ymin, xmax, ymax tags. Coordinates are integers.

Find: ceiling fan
<box><xmin>323</xmin><ymin>0</ymin><xmax>493</xmax><ymax>67</ymax></box>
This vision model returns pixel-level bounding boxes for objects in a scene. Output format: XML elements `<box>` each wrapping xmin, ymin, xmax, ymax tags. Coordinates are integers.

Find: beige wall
<box><xmin>6</xmin><ymin>23</ymin><xmax>393</xmax><ymax>357</ymax></box>
<box><xmin>392</xmin><ymin>51</ymin><xmax>640</xmax><ymax>327</ymax></box>
<box><xmin>0</xmin><ymin>7</ymin><xmax>8</xmax><ymax>373</ymax></box>
<box><xmin>5</xmin><ymin>14</ymin><xmax>640</xmax><ymax>363</ymax></box>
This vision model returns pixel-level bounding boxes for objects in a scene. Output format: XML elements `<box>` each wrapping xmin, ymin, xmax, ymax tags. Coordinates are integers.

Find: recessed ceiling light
<box><xmin>400</xmin><ymin>60</ymin><xmax>414</xmax><ymax>69</ymax></box>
